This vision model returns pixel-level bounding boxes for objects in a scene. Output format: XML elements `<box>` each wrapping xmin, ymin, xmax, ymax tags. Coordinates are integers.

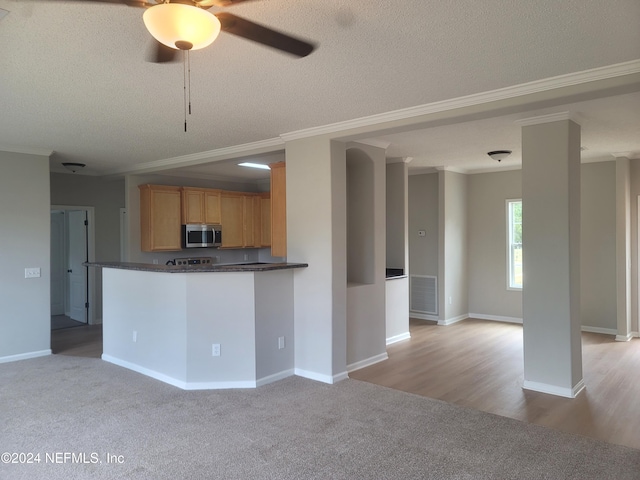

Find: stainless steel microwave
<box><xmin>182</xmin><ymin>224</ymin><xmax>222</xmax><ymax>248</ymax></box>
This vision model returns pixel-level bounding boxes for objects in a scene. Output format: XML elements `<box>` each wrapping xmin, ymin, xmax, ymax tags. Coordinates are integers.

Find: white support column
<box><xmin>615</xmin><ymin>156</ymin><xmax>632</xmax><ymax>341</ymax></box>
<box><xmin>518</xmin><ymin>113</ymin><xmax>584</xmax><ymax>398</ymax></box>
<box><xmin>285</xmin><ymin>136</ymin><xmax>348</xmax><ymax>383</ymax></box>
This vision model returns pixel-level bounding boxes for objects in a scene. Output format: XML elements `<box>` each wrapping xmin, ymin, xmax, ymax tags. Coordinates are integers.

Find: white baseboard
<box><xmin>0</xmin><ymin>349</ymin><xmax>51</xmax><ymax>364</ymax></box>
<box><xmin>347</xmin><ymin>352</ymin><xmax>388</xmax><ymax>373</ymax></box>
<box><xmin>386</xmin><ymin>332</ymin><xmax>411</xmax><ymax>345</ymax></box>
<box><xmin>615</xmin><ymin>332</ymin><xmax>634</xmax><ymax>342</ymax></box>
<box><xmin>294</xmin><ymin>368</ymin><xmax>349</xmax><ymax>384</ymax></box>
<box><xmin>469</xmin><ymin>313</ymin><xmax>523</xmax><ymax>324</ymax></box>
<box><xmin>410</xmin><ymin>312</ymin><xmax>438</xmax><ymax>322</ymax></box>
<box><xmin>523</xmin><ymin>378</ymin><xmax>585</xmax><ymax>398</ymax></box>
<box><xmin>256</xmin><ymin>369</ymin><xmax>294</xmax><ymax>387</ymax></box>
<box><xmin>582</xmin><ymin>326</ymin><xmax>617</xmax><ymax>335</ymax></box>
<box><xmin>102</xmin><ymin>354</ymin><xmax>257</xmax><ymax>390</ymax></box>
<box><xmin>469</xmin><ymin>314</ymin><xmax>618</xmax><ymax>336</ymax></box>
<box><xmin>438</xmin><ymin>314</ymin><xmax>468</xmax><ymax>326</ymax></box>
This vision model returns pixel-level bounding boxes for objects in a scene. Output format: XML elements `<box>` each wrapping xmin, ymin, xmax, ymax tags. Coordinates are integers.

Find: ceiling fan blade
<box><xmin>148</xmin><ymin>41</ymin><xmax>179</xmax><ymax>63</ymax></box>
<box><xmin>215</xmin><ymin>12</ymin><xmax>315</xmax><ymax>58</ymax></box>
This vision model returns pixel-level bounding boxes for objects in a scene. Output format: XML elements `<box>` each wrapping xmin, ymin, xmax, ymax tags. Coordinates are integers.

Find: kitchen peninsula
<box><xmin>90</xmin><ymin>261</ymin><xmax>307</xmax><ymax>390</ymax></box>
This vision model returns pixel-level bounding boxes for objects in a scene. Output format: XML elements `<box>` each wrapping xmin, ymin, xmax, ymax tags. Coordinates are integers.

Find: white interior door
<box><xmin>50</xmin><ymin>211</ymin><xmax>66</xmax><ymax>315</ymax></box>
<box><xmin>68</xmin><ymin>210</ymin><xmax>88</xmax><ymax>323</ymax></box>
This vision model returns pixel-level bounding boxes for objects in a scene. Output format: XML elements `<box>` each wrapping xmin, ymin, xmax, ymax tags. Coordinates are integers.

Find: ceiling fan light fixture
<box><xmin>143</xmin><ymin>3</ymin><xmax>221</xmax><ymax>51</ymax></box>
<box><xmin>487</xmin><ymin>150</ymin><xmax>512</xmax><ymax>162</ymax></box>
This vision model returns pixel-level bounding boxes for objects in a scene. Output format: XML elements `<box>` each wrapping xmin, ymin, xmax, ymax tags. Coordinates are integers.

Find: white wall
<box><xmin>386</xmin><ymin>162</ymin><xmax>407</xmax><ymax>270</ymax></box>
<box><xmin>50</xmin><ymin>172</ymin><xmax>125</xmax><ymax>321</ymax></box>
<box><xmin>407</xmin><ymin>162</ymin><xmax>618</xmax><ymax>329</ymax></box>
<box><xmin>254</xmin><ymin>270</ymin><xmax>294</xmax><ymax>382</ymax></box>
<box><xmin>439</xmin><ymin>170</ymin><xmax>468</xmax><ymax>323</ymax></box>
<box><xmin>286</xmin><ymin>136</ymin><xmax>347</xmax><ymax>382</ymax></box>
<box><xmin>345</xmin><ymin>144</ymin><xmax>387</xmax><ymax>370</ymax></box>
<box><xmin>0</xmin><ymin>151</ymin><xmax>51</xmax><ymax>362</ymax></box>
<box><xmin>628</xmin><ymin>158</ymin><xmax>640</xmax><ymax>335</ymax></box>
<box><xmin>582</xmin><ymin>162</ymin><xmax>616</xmax><ymax>331</ymax></box>
<box><xmin>408</xmin><ymin>173</ymin><xmax>439</xmax><ymax>279</ymax></box>
<box><xmin>467</xmin><ymin>170</ymin><xmax>523</xmax><ymax>320</ymax></box>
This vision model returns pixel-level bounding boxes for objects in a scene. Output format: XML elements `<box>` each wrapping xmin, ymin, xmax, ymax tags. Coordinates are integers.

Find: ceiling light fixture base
<box><xmin>62</xmin><ymin>162</ymin><xmax>86</xmax><ymax>173</ymax></box>
<box><xmin>487</xmin><ymin>150</ymin><xmax>512</xmax><ymax>162</ymax></box>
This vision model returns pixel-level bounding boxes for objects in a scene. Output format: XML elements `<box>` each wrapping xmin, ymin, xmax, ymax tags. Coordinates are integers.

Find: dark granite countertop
<box><xmin>85</xmin><ymin>261</ymin><xmax>308</xmax><ymax>273</ymax></box>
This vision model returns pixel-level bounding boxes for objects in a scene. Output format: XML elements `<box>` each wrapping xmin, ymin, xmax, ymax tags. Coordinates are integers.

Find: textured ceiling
<box><xmin>0</xmin><ymin>0</ymin><xmax>639</xmax><ymax>178</ymax></box>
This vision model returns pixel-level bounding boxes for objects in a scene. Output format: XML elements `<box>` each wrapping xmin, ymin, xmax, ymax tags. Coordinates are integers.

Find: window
<box><xmin>507</xmin><ymin>200</ymin><xmax>522</xmax><ymax>289</ymax></box>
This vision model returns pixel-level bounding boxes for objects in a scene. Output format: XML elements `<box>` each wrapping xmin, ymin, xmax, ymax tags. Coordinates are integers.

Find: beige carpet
<box><xmin>1</xmin><ymin>355</ymin><xmax>639</xmax><ymax>479</ymax></box>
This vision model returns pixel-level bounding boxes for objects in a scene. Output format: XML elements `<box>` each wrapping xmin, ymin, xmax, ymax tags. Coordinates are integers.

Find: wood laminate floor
<box><xmin>51</xmin><ymin>324</ymin><xmax>102</xmax><ymax>358</ymax></box>
<box><xmin>350</xmin><ymin>318</ymin><xmax>640</xmax><ymax>451</ymax></box>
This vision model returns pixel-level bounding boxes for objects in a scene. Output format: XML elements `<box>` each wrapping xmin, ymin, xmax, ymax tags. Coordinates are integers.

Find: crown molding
<box><xmin>105</xmin><ymin>137</ymin><xmax>284</xmax><ymax>176</ymax></box>
<box><xmin>280</xmin><ymin>59</ymin><xmax>640</xmax><ymax>142</ymax></box>
<box><xmin>514</xmin><ymin>111</ymin><xmax>583</xmax><ymax>127</ymax></box>
<box><xmin>0</xmin><ymin>145</ymin><xmax>53</xmax><ymax>157</ymax></box>
<box><xmin>611</xmin><ymin>151</ymin><xmax>640</xmax><ymax>159</ymax></box>
<box><xmin>349</xmin><ymin>139</ymin><xmax>392</xmax><ymax>150</ymax></box>
<box><xmin>386</xmin><ymin>156</ymin><xmax>413</xmax><ymax>164</ymax></box>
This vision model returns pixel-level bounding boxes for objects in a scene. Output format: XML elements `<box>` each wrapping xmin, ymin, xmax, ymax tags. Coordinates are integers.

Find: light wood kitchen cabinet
<box><xmin>260</xmin><ymin>193</ymin><xmax>271</xmax><ymax>248</ymax></box>
<box><xmin>181</xmin><ymin>187</ymin><xmax>221</xmax><ymax>225</ymax></box>
<box><xmin>220</xmin><ymin>192</ymin><xmax>244</xmax><ymax>248</ymax></box>
<box><xmin>204</xmin><ymin>190</ymin><xmax>222</xmax><ymax>224</ymax></box>
<box><xmin>270</xmin><ymin>162</ymin><xmax>286</xmax><ymax>257</ymax></box>
<box><xmin>139</xmin><ymin>184</ymin><xmax>182</xmax><ymax>252</ymax></box>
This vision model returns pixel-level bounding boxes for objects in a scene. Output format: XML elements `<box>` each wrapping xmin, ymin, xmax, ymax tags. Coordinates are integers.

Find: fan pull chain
<box><xmin>183</xmin><ymin>50</ymin><xmax>187</xmax><ymax>132</ymax></box>
<box><xmin>187</xmin><ymin>49</ymin><xmax>192</xmax><ymax>117</ymax></box>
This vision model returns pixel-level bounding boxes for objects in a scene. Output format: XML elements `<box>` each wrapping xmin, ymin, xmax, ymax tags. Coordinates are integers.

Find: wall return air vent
<box><xmin>410</xmin><ymin>275</ymin><xmax>437</xmax><ymax>315</ymax></box>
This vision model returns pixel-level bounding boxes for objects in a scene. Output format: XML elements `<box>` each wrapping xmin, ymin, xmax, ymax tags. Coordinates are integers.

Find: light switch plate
<box><xmin>25</xmin><ymin>268</ymin><xmax>41</xmax><ymax>278</ymax></box>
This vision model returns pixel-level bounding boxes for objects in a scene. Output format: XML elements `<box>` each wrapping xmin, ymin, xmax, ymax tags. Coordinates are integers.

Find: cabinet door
<box><xmin>204</xmin><ymin>190</ymin><xmax>221</xmax><ymax>224</ymax></box>
<box><xmin>253</xmin><ymin>195</ymin><xmax>263</xmax><ymax>247</ymax></box>
<box><xmin>220</xmin><ymin>193</ymin><xmax>244</xmax><ymax>248</ymax></box>
<box><xmin>270</xmin><ymin>162</ymin><xmax>286</xmax><ymax>257</ymax></box>
<box><xmin>243</xmin><ymin>196</ymin><xmax>255</xmax><ymax>247</ymax></box>
<box><xmin>260</xmin><ymin>194</ymin><xmax>271</xmax><ymax>247</ymax></box>
<box><xmin>140</xmin><ymin>185</ymin><xmax>182</xmax><ymax>252</ymax></box>
<box><xmin>181</xmin><ymin>188</ymin><xmax>205</xmax><ymax>224</ymax></box>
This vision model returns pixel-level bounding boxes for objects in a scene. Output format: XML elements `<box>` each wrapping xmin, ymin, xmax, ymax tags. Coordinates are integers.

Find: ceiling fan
<box><xmin>47</xmin><ymin>0</ymin><xmax>316</xmax><ymax>62</ymax></box>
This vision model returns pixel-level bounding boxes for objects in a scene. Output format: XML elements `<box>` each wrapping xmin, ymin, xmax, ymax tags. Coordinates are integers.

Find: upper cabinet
<box><xmin>270</xmin><ymin>162</ymin><xmax>286</xmax><ymax>257</ymax></box>
<box><xmin>139</xmin><ymin>184</ymin><xmax>182</xmax><ymax>252</ymax></box>
<box><xmin>181</xmin><ymin>187</ymin><xmax>221</xmax><ymax>225</ymax></box>
<box><xmin>220</xmin><ymin>192</ymin><xmax>266</xmax><ymax>249</ymax></box>
<box><xmin>139</xmin><ymin>183</ymin><xmax>276</xmax><ymax>253</ymax></box>
<box><xmin>260</xmin><ymin>193</ymin><xmax>271</xmax><ymax>248</ymax></box>
<box><xmin>220</xmin><ymin>192</ymin><xmax>244</xmax><ymax>248</ymax></box>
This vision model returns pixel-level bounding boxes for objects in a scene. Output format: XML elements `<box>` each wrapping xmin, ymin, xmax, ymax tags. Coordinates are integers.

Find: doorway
<box><xmin>50</xmin><ymin>206</ymin><xmax>96</xmax><ymax>330</ymax></box>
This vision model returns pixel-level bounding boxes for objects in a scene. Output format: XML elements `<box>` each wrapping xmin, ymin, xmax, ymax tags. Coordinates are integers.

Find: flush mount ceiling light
<box><xmin>143</xmin><ymin>2</ymin><xmax>221</xmax><ymax>52</ymax></box>
<box><xmin>62</xmin><ymin>162</ymin><xmax>86</xmax><ymax>173</ymax></box>
<box><xmin>487</xmin><ymin>150</ymin><xmax>512</xmax><ymax>162</ymax></box>
<box><xmin>238</xmin><ymin>162</ymin><xmax>271</xmax><ymax>170</ymax></box>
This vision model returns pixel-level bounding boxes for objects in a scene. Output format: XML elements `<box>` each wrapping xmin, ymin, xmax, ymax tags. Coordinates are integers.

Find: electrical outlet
<box><xmin>152</xmin><ymin>259</ymin><xmax>158</xmax><ymax>265</ymax></box>
<box><xmin>243</xmin><ymin>254</ymin><xmax>249</xmax><ymax>261</ymax></box>
<box><xmin>449</xmin><ymin>296</ymin><xmax>452</xmax><ymax>305</ymax></box>
<box><xmin>212</xmin><ymin>344</ymin><xmax>220</xmax><ymax>357</ymax></box>
<box><xmin>278</xmin><ymin>336</ymin><xmax>285</xmax><ymax>350</ymax></box>
<box><xmin>24</xmin><ymin>267</ymin><xmax>41</xmax><ymax>278</ymax></box>
<box><xmin>132</xmin><ymin>331</ymin><xmax>137</xmax><ymax>342</ymax></box>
